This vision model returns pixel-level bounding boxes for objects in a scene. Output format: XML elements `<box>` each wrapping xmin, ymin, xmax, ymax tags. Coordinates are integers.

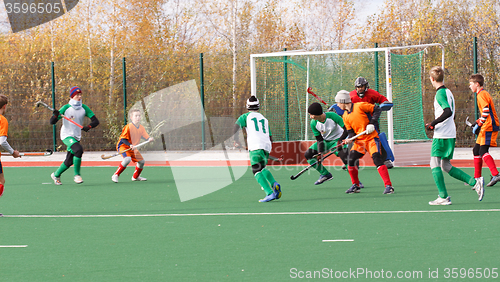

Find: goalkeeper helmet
<box><xmin>354</xmin><ymin>77</ymin><xmax>369</xmax><ymax>98</ymax></box>
<box><xmin>246</xmin><ymin>96</ymin><xmax>260</xmax><ymax>110</ymax></box>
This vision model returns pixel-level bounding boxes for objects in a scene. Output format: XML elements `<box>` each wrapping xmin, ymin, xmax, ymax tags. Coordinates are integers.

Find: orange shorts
<box><xmin>351</xmin><ymin>137</ymin><xmax>382</xmax><ymax>156</ymax></box>
<box><xmin>118</xmin><ymin>144</ymin><xmax>144</xmax><ymax>163</ymax></box>
<box><xmin>476</xmin><ymin>131</ymin><xmax>498</xmax><ymax>147</ymax></box>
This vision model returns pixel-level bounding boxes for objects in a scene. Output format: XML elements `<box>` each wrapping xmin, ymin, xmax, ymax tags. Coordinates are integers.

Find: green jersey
<box><xmin>310</xmin><ymin>112</ymin><xmax>344</xmax><ymax>141</ymax></box>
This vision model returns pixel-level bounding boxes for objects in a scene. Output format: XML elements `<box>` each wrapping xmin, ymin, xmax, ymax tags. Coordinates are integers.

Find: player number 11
<box><xmin>251</xmin><ymin>117</ymin><xmax>266</xmax><ymax>134</ymax></box>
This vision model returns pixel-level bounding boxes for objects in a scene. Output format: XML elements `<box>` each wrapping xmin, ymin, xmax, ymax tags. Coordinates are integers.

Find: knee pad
<box><xmin>372</xmin><ymin>152</ymin><xmax>385</xmax><ymax>167</ymax></box>
<box><xmin>121</xmin><ymin>156</ymin><xmax>132</xmax><ymax>167</ymax></box>
<box><xmin>473</xmin><ymin>144</ymin><xmax>480</xmax><ymax>156</ymax></box>
<box><xmin>479</xmin><ymin>145</ymin><xmax>490</xmax><ymax>156</ymax></box>
<box><xmin>64</xmin><ymin>151</ymin><xmax>74</xmax><ymax>167</ymax></box>
<box><xmin>337</xmin><ymin>148</ymin><xmax>348</xmax><ymax>165</ymax></box>
<box><xmin>70</xmin><ymin>142</ymin><xmax>84</xmax><ymax>158</ymax></box>
<box><xmin>252</xmin><ymin>163</ymin><xmax>264</xmax><ymax>175</ymax></box>
<box><xmin>304</xmin><ymin>149</ymin><xmax>318</xmax><ymax>160</ymax></box>
<box><xmin>441</xmin><ymin>159</ymin><xmax>452</xmax><ymax>173</ymax></box>
<box><xmin>430</xmin><ymin>157</ymin><xmax>441</xmax><ymax>169</ymax></box>
<box><xmin>348</xmin><ymin>151</ymin><xmax>363</xmax><ymax>167</ymax></box>
<box><xmin>137</xmin><ymin>159</ymin><xmax>145</xmax><ymax>169</ymax></box>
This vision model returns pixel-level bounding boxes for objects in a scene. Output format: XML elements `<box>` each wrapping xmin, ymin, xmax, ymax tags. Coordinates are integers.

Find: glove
<box><xmin>472</xmin><ymin>124</ymin><xmax>480</xmax><ymax>135</ymax></box>
<box><xmin>379</xmin><ymin>102</ymin><xmax>394</xmax><ymax>111</ymax></box>
<box><xmin>366</xmin><ymin>124</ymin><xmax>375</xmax><ymax>134</ymax></box>
<box><xmin>82</xmin><ymin>125</ymin><xmax>91</xmax><ymax>132</ymax></box>
<box><xmin>53</xmin><ymin>109</ymin><xmax>60</xmax><ymax>117</ymax></box>
<box><xmin>425</xmin><ymin>123</ymin><xmax>434</xmax><ymax>131</ymax></box>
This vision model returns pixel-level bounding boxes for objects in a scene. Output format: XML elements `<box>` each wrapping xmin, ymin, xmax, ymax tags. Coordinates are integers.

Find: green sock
<box><xmin>73</xmin><ymin>157</ymin><xmax>82</xmax><ymax>175</ymax></box>
<box><xmin>431</xmin><ymin>167</ymin><xmax>448</xmax><ymax>198</ymax></box>
<box><xmin>261</xmin><ymin>168</ymin><xmax>277</xmax><ymax>185</ymax></box>
<box><xmin>448</xmin><ymin>167</ymin><xmax>475</xmax><ymax>186</ymax></box>
<box><xmin>255</xmin><ymin>171</ymin><xmax>273</xmax><ymax>195</ymax></box>
<box><xmin>55</xmin><ymin>163</ymin><xmax>69</xmax><ymax>178</ymax></box>
<box><xmin>307</xmin><ymin>159</ymin><xmax>329</xmax><ymax>175</ymax></box>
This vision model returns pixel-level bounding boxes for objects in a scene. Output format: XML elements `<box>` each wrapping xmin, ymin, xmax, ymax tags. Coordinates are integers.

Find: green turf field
<box><xmin>1</xmin><ymin>166</ymin><xmax>499</xmax><ymax>281</ymax></box>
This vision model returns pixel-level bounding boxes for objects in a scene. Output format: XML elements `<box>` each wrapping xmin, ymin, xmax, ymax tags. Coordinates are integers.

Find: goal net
<box><xmin>250</xmin><ymin>44</ymin><xmax>444</xmax><ymax>164</ymax></box>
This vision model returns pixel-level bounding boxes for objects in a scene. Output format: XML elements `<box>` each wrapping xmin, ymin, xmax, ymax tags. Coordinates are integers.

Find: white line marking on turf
<box><xmin>0</xmin><ymin>245</ymin><xmax>28</xmax><ymax>248</ymax></box>
<box><xmin>3</xmin><ymin>209</ymin><xmax>500</xmax><ymax>218</ymax></box>
<box><xmin>42</xmin><ymin>183</ymin><xmax>52</xmax><ymax>185</ymax></box>
<box><xmin>322</xmin><ymin>240</ymin><xmax>354</xmax><ymax>242</ymax></box>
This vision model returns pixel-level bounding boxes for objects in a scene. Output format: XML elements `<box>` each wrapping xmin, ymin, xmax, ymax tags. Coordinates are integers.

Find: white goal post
<box><xmin>250</xmin><ymin>43</ymin><xmax>445</xmax><ymax>157</ymax></box>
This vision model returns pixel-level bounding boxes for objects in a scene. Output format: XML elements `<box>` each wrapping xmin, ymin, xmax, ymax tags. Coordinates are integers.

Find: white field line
<box><xmin>322</xmin><ymin>240</ymin><xmax>354</xmax><ymax>242</ymax></box>
<box><xmin>0</xmin><ymin>245</ymin><xmax>28</xmax><ymax>248</ymax></box>
<box><xmin>3</xmin><ymin>209</ymin><xmax>500</xmax><ymax>218</ymax></box>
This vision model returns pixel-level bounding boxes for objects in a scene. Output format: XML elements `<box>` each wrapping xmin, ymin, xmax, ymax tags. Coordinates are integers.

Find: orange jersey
<box><xmin>116</xmin><ymin>123</ymin><xmax>150</xmax><ymax>149</ymax></box>
<box><xmin>342</xmin><ymin>102</ymin><xmax>379</xmax><ymax>141</ymax></box>
<box><xmin>0</xmin><ymin>114</ymin><xmax>8</xmax><ymax>161</ymax></box>
<box><xmin>477</xmin><ymin>89</ymin><xmax>499</xmax><ymax>132</ymax></box>
<box><xmin>0</xmin><ymin>114</ymin><xmax>8</xmax><ymax>137</ymax></box>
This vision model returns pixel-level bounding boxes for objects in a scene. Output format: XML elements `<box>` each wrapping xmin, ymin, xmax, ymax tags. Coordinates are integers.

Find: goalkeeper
<box><xmin>329</xmin><ymin>77</ymin><xmax>394</xmax><ymax>168</ymax></box>
<box><xmin>335</xmin><ymin>90</ymin><xmax>395</xmax><ymax>195</ymax></box>
<box><xmin>305</xmin><ymin>101</ymin><xmax>349</xmax><ymax>185</ymax></box>
<box><xmin>112</xmin><ymin>109</ymin><xmax>154</xmax><ymax>183</ymax></box>
<box><xmin>50</xmin><ymin>87</ymin><xmax>99</xmax><ymax>185</ymax></box>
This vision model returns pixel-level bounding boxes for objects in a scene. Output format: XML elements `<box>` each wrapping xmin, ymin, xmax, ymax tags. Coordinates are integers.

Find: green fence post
<box><xmin>123</xmin><ymin>57</ymin><xmax>127</xmax><ymax>125</ymax></box>
<box><xmin>200</xmin><ymin>53</ymin><xmax>205</xmax><ymax>150</ymax></box>
<box><xmin>374</xmin><ymin>43</ymin><xmax>379</xmax><ymax>92</ymax></box>
<box><xmin>283</xmin><ymin>48</ymin><xmax>289</xmax><ymax>141</ymax></box>
<box><xmin>473</xmin><ymin>37</ymin><xmax>478</xmax><ymax>120</ymax></box>
<box><xmin>51</xmin><ymin>62</ymin><xmax>56</xmax><ymax>152</ymax></box>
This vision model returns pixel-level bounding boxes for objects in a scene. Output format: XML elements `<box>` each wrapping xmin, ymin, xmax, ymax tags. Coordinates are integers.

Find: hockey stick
<box><xmin>1</xmin><ymin>149</ymin><xmax>53</xmax><ymax>157</ymax></box>
<box><xmin>35</xmin><ymin>101</ymin><xmax>84</xmax><ymax>129</ymax></box>
<box><xmin>290</xmin><ymin>130</ymin><xmax>367</xmax><ymax>180</ymax></box>
<box><xmin>307</xmin><ymin>87</ymin><xmax>329</xmax><ymax>106</ymax></box>
<box><xmin>100</xmin><ymin>139</ymin><xmax>151</xmax><ymax>160</ymax></box>
<box><xmin>269</xmin><ymin>155</ymin><xmax>284</xmax><ymax>162</ymax></box>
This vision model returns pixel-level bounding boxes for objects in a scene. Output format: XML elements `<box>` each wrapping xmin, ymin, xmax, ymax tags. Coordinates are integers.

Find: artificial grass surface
<box><xmin>1</xmin><ymin>166</ymin><xmax>499</xmax><ymax>281</ymax></box>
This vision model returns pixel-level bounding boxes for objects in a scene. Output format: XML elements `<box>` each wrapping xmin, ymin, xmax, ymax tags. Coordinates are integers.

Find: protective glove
<box><xmin>425</xmin><ymin>123</ymin><xmax>434</xmax><ymax>131</ymax></box>
<box><xmin>366</xmin><ymin>124</ymin><xmax>375</xmax><ymax>134</ymax></box>
<box><xmin>53</xmin><ymin>109</ymin><xmax>60</xmax><ymax>117</ymax></box>
<box><xmin>82</xmin><ymin>125</ymin><xmax>91</xmax><ymax>132</ymax></box>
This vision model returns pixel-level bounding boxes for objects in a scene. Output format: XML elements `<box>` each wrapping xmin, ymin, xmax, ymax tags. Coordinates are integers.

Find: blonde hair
<box><xmin>429</xmin><ymin>66</ymin><xmax>444</xmax><ymax>83</ymax></box>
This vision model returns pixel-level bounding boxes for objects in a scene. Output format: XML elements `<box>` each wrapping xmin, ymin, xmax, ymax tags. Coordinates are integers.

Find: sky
<box><xmin>0</xmin><ymin>0</ymin><xmax>387</xmax><ymax>36</ymax></box>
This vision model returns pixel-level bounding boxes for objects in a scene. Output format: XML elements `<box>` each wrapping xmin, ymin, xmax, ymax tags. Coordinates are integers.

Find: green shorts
<box><xmin>431</xmin><ymin>138</ymin><xmax>455</xmax><ymax>159</ymax></box>
<box><xmin>309</xmin><ymin>139</ymin><xmax>343</xmax><ymax>156</ymax></box>
<box><xmin>62</xmin><ymin>137</ymin><xmax>80</xmax><ymax>154</ymax></box>
<box><xmin>249</xmin><ymin>149</ymin><xmax>269</xmax><ymax>166</ymax></box>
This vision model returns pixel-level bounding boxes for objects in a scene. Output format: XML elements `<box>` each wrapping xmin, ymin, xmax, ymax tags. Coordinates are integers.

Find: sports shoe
<box><xmin>341</xmin><ymin>164</ymin><xmax>347</xmax><ymax>171</ymax></box>
<box><xmin>474</xmin><ymin>177</ymin><xmax>485</xmax><ymax>201</ymax></box>
<box><xmin>384</xmin><ymin>160</ymin><xmax>394</xmax><ymax>169</ymax></box>
<box><xmin>51</xmin><ymin>172</ymin><xmax>62</xmax><ymax>185</ymax></box>
<box><xmin>112</xmin><ymin>174</ymin><xmax>119</xmax><ymax>183</ymax></box>
<box><xmin>132</xmin><ymin>176</ymin><xmax>147</xmax><ymax>181</ymax></box>
<box><xmin>359</xmin><ymin>182</ymin><xmax>364</xmax><ymax>189</ymax></box>
<box><xmin>314</xmin><ymin>173</ymin><xmax>333</xmax><ymax>185</ymax></box>
<box><xmin>345</xmin><ymin>184</ymin><xmax>360</xmax><ymax>194</ymax></box>
<box><xmin>383</xmin><ymin>185</ymin><xmax>394</xmax><ymax>194</ymax></box>
<box><xmin>74</xmin><ymin>175</ymin><xmax>83</xmax><ymax>184</ymax></box>
<box><xmin>272</xmin><ymin>182</ymin><xmax>282</xmax><ymax>199</ymax></box>
<box><xmin>486</xmin><ymin>174</ymin><xmax>500</xmax><ymax>187</ymax></box>
<box><xmin>429</xmin><ymin>196</ymin><xmax>452</xmax><ymax>205</ymax></box>
<box><xmin>0</xmin><ymin>213</ymin><xmax>3</xmax><ymax>217</ymax></box>
<box><xmin>259</xmin><ymin>193</ymin><xmax>277</xmax><ymax>202</ymax></box>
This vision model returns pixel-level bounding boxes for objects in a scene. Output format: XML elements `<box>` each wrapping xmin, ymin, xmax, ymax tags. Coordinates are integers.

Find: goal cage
<box><xmin>250</xmin><ymin>43</ymin><xmax>445</xmax><ymax>160</ymax></box>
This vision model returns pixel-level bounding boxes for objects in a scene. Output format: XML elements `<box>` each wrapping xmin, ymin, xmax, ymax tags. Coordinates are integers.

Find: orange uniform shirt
<box><xmin>342</xmin><ymin>102</ymin><xmax>379</xmax><ymax>141</ymax></box>
<box><xmin>116</xmin><ymin>123</ymin><xmax>150</xmax><ymax>162</ymax></box>
<box><xmin>0</xmin><ymin>115</ymin><xmax>9</xmax><ymax>160</ymax></box>
<box><xmin>477</xmin><ymin>89</ymin><xmax>499</xmax><ymax>132</ymax></box>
